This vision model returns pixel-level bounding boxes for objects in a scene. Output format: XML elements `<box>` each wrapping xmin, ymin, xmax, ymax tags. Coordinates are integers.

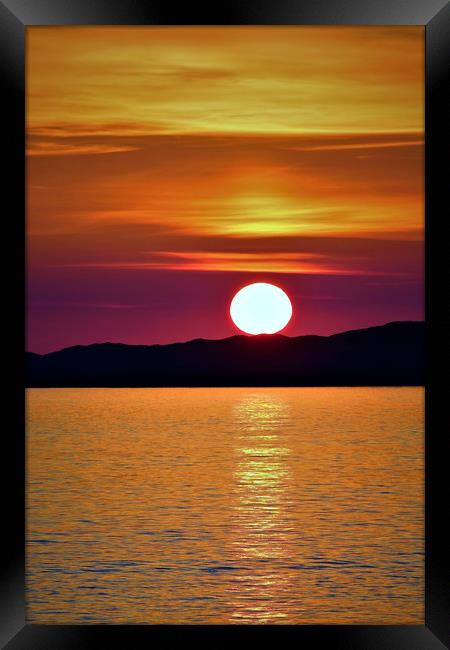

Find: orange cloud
<box><xmin>27</xmin><ymin>26</ymin><xmax>423</xmax><ymax>137</ymax></box>
<box><xmin>27</xmin><ymin>27</ymin><xmax>424</xmax><ymax>277</ymax></box>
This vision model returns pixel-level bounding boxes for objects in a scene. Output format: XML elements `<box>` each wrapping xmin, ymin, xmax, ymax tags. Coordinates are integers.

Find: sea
<box><xmin>26</xmin><ymin>387</ymin><xmax>424</xmax><ymax>624</ymax></box>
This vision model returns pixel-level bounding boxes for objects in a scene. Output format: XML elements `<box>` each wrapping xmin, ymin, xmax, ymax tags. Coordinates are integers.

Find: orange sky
<box><xmin>27</xmin><ymin>27</ymin><xmax>424</xmax><ymax>351</ymax></box>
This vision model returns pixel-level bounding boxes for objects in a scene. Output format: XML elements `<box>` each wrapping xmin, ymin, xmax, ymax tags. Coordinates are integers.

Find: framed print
<box><xmin>1</xmin><ymin>1</ymin><xmax>449</xmax><ymax>648</ymax></box>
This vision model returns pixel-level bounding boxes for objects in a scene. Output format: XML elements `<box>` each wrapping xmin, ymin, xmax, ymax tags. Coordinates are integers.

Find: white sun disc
<box><xmin>230</xmin><ymin>282</ymin><xmax>293</xmax><ymax>335</ymax></box>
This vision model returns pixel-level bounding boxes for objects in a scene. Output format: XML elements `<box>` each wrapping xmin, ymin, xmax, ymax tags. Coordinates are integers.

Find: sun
<box><xmin>230</xmin><ymin>282</ymin><xmax>293</xmax><ymax>335</ymax></box>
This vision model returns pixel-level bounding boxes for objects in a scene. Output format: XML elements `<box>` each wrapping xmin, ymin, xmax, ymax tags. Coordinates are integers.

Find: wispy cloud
<box><xmin>28</xmin><ymin>26</ymin><xmax>423</xmax><ymax>137</ymax></box>
<box><xmin>27</xmin><ymin>141</ymin><xmax>141</xmax><ymax>157</ymax></box>
<box><xmin>295</xmin><ymin>139</ymin><xmax>423</xmax><ymax>152</ymax></box>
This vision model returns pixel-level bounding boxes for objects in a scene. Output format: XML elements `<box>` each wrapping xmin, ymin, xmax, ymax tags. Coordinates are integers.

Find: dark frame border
<box><xmin>1</xmin><ymin>1</ymin><xmax>449</xmax><ymax>647</ymax></box>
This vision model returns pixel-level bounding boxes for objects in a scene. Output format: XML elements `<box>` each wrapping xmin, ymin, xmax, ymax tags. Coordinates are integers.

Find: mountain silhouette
<box><xmin>26</xmin><ymin>321</ymin><xmax>424</xmax><ymax>387</ymax></box>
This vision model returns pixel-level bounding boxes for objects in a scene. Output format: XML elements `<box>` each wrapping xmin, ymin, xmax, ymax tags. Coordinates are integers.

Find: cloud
<box><xmin>27</xmin><ymin>141</ymin><xmax>141</xmax><ymax>157</ymax></box>
<box><xmin>27</xmin><ymin>26</ymin><xmax>423</xmax><ymax>137</ymax></box>
<box><xmin>27</xmin><ymin>131</ymin><xmax>423</xmax><ymax>249</ymax></box>
<box><xmin>31</xmin><ymin>232</ymin><xmax>422</xmax><ymax>278</ymax></box>
<box><xmin>293</xmin><ymin>139</ymin><xmax>423</xmax><ymax>152</ymax></box>
<box><xmin>86</xmin><ymin>251</ymin><xmax>349</xmax><ymax>274</ymax></box>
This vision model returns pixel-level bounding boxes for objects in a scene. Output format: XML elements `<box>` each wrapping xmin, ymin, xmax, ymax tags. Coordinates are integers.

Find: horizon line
<box><xmin>27</xmin><ymin>319</ymin><xmax>424</xmax><ymax>357</ymax></box>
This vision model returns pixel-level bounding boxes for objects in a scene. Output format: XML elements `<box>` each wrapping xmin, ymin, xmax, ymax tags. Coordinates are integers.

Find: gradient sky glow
<box><xmin>27</xmin><ymin>26</ymin><xmax>424</xmax><ymax>353</ymax></box>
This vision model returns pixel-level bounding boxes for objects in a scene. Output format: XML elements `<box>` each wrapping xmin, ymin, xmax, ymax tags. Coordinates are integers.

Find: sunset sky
<box><xmin>27</xmin><ymin>26</ymin><xmax>424</xmax><ymax>353</ymax></box>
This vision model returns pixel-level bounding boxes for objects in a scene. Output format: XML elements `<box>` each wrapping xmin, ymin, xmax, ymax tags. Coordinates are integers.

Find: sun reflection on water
<box><xmin>229</xmin><ymin>392</ymin><xmax>295</xmax><ymax>623</ymax></box>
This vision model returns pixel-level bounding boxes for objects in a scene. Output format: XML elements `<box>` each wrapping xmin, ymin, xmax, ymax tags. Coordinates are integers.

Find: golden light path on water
<box><xmin>27</xmin><ymin>387</ymin><xmax>424</xmax><ymax>624</ymax></box>
<box><xmin>229</xmin><ymin>394</ymin><xmax>293</xmax><ymax>623</ymax></box>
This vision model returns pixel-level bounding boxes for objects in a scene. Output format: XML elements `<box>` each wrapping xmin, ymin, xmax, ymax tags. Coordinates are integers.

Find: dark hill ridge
<box><xmin>26</xmin><ymin>321</ymin><xmax>424</xmax><ymax>387</ymax></box>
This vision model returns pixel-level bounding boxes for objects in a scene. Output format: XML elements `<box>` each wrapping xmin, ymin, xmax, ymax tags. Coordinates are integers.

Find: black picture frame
<box><xmin>1</xmin><ymin>1</ymin><xmax>449</xmax><ymax>647</ymax></box>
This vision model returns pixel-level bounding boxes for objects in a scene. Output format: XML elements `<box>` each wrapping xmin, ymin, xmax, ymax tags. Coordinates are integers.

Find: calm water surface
<box><xmin>27</xmin><ymin>387</ymin><xmax>424</xmax><ymax>624</ymax></box>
